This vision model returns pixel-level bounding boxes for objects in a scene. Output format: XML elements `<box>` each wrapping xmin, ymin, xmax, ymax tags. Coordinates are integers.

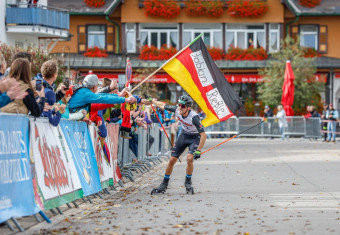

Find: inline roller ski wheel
<box><xmin>151</xmin><ymin>178</ymin><xmax>169</xmax><ymax>195</ymax></box>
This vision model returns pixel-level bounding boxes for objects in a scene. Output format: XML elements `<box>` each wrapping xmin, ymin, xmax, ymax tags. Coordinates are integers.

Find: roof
<box><xmin>62</xmin><ymin>54</ymin><xmax>340</xmax><ymax>70</ymax></box>
<box><xmin>284</xmin><ymin>0</ymin><xmax>340</xmax><ymax>16</ymax></box>
<box><xmin>48</xmin><ymin>0</ymin><xmax>121</xmax><ymax>15</ymax></box>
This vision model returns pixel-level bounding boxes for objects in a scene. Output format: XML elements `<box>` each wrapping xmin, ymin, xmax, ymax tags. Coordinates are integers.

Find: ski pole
<box><xmin>202</xmin><ymin>121</ymin><xmax>264</xmax><ymax>155</ymax></box>
<box><xmin>150</xmin><ymin>105</ymin><xmax>173</xmax><ymax>147</ymax></box>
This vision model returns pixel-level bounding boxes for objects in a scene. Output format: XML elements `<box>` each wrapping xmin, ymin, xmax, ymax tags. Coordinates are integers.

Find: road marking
<box><xmin>270</xmin><ymin>192</ymin><xmax>340</xmax><ymax>211</ymax></box>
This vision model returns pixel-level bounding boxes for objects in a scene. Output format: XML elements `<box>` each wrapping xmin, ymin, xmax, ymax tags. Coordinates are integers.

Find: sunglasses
<box><xmin>179</xmin><ymin>104</ymin><xmax>187</xmax><ymax>109</ymax></box>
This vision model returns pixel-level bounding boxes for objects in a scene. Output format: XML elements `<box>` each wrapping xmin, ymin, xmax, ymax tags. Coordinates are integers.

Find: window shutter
<box><xmin>107</xmin><ymin>26</ymin><xmax>114</xmax><ymax>53</ymax></box>
<box><xmin>319</xmin><ymin>25</ymin><xmax>327</xmax><ymax>53</ymax></box>
<box><xmin>78</xmin><ymin>25</ymin><xmax>86</xmax><ymax>53</ymax></box>
<box><xmin>290</xmin><ymin>25</ymin><xmax>299</xmax><ymax>42</ymax></box>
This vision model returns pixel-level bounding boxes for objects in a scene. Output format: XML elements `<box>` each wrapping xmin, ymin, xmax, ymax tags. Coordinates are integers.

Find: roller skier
<box><xmin>149</xmin><ymin>95</ymin><xmax>207</xmax><ymax>194</ymax></box>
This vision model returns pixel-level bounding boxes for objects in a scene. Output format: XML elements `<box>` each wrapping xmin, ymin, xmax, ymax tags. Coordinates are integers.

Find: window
<box><xmin>126</xmin><ymin>23</ymin><xmax>136</xmax><ymax>53</ymax></box>
<box><xmin>300</xmin><ymin>25</ymin><xmax>318</xmax><ymax>50</ymax></box>
<box><xmin>269</xmin><ymin>24</ymin><xmax>280</xmax><ymax>52</ymax></box>
<box><xmin>87</xmin><ymin>25</ymin><xmax>106</xmax><ymax>48</ymax></box>
<box><xmin>183</xmin><ymin>24</ymin><xmax>222</xmax><ymax>48</ymax></box>
<box><xmin>226</xmin><ymin>24</ymin><xmax>266</xmax><ymax>49</ymax></box>
<box><xmin>139</xmin><ymin>23</ymin><xmax>178</xmax><ymax>49</ymax></box>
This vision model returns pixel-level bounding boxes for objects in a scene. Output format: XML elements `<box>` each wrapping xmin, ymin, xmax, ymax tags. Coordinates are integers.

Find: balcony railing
<box><xmin>6</xmin><ymin>4</ymin><xmax>69</xmax><ymax>30</ymax></box>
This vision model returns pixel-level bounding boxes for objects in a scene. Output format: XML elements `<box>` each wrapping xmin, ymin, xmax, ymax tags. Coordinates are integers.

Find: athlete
<box><xmin>150</xmin><ymin>95</ymin><xmax>207</xmax><ymax>194</ymax></box>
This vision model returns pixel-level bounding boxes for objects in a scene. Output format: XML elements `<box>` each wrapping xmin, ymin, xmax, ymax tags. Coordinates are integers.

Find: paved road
<box><xmin>27</xmin><ymin>138</ymin><xmax>340</xmax><ymax>235</ymax></box>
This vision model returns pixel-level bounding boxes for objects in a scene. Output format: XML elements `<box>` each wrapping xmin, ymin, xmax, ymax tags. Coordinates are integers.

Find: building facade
<box><xmin>47</xmin><ymin>0</ymin><xmax>340</xmax><ymax>109</ymax></box>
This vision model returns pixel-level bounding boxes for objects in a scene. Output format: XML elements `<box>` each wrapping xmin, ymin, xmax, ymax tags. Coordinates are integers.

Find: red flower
<box><xmin>225</xmin><ymin>47</ymin><xmax>268</xmax><ymax>60</ymax></box>
<box><xmin>227</xmin><ymin>0</ymin><xmax>268</xmax><ymax>18</ymax></box>
<box><xmin>139</xmin><ymin>45</ymin><xmax>177</xmax><ymax>60</ymax></box>
<box><xmin>207</xmin><ymin>47</ymin><xmax>224</xmax><ymax>60</ymax></box>
<box><xmin>83</xmin><ymin>46</ymin><xmax>108</xmax><ymax>58</ymax></box>
<box><xmin>144</xmin><ymin>0</ymin><xmax>180</xmax><ymax>19</ymax></box>
<box><xmin>299</xmin><ymin>0</ymin><xmax>321</xmax><ymax>8</ymax></box>
<box><xmin>83</xmin><ymin>0</ymin><xmax>105</xmax><ymax>8</ymax></box>
<box><xmin>185</xmin><ymin>0</ymin><xmax>224</xmax><ymax>17</ymax></box>
<box><xmin>302</xmin><ymin>47</ymin><xmax>321</xmax><ymax>58</ymax></box>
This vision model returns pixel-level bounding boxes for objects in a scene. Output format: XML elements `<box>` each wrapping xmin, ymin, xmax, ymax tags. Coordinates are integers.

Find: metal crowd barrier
<box><xmin>205</xmin><ymin>117</ymin><xmax>324</xmax><ymax>139</ymax></box>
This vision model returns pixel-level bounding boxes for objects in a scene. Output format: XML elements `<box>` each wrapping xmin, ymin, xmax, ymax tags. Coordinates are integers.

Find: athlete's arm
<box><xmin>151</xmin><ymin>100</ymin><xmax>166</xmax><ymax>110</ymax></box>
<box><xmin>192</xmin><ymin>115</ymin><xmax>206</xmax><ymax>151</ymax></box>
<box><xmin>164</xmin><ymin>105</ymin><xmax>177</xmax><ymax>113</ymax></box>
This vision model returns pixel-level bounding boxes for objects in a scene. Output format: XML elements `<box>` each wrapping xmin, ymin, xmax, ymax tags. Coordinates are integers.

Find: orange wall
<box><xmin>50</xmin><ymin>15</ymin><xmax>120</xmax><ymax>54</ymax></box>
<box><xmin>121</xmin><ymin>0</ymin><xmax>284</xmax><ymax>23</ymax></box>
<box><xmin>289</xmin><ymin>16</ymin><xmax>340</xmax><ymax>58</ymax></box>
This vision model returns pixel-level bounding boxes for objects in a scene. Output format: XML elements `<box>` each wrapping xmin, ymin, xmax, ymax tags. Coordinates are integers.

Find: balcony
<box><xmin>6</xmin><ymin>4</ymin><xmax>69</xmax><ymax>37</ymax></box>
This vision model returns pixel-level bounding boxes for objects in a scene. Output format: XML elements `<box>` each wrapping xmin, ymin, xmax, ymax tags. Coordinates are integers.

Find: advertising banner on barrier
<box><xmin>30</xmin><ymin>119</ymin><xmax>82</xmax><ymax>210</ymax></box>
<box><xmin>106</xmin><ymin>124</ymin><xmax>122</xmax><ymax>184</ymax></box>
<box><xmin>59</xmin><ymin>120</ymin><xmax>101</xmax><ymax>196</ymax></box>
<box><xmin>89</xmin><ymin>125</ymin><xmax>113</xmax><ymax>188</ymax></box>
<box><xmin>0</xmin><ymin>114</ymin><xmax>39</xmax><ymax>223</ymax></box>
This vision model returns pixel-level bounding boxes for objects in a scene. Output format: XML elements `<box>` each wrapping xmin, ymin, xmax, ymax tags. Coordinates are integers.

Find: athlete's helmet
<box><xmin>178</xmin><ymin>95</ymin><xmax>193</xmax><ymax>107</ymax></box>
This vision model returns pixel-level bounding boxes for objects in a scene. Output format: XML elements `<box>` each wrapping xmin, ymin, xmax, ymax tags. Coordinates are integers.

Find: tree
<box><xmin>257</xmin><ymin>36</ymin><xmax>324</xmax><ymax>114</ymax></box>
<box><xmin>0</xmin><ymin>43</ymin><xmax>66</xmax><ymax>86</ymax></box>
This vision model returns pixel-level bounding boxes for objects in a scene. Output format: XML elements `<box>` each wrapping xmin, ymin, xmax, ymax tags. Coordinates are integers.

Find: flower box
<box><xmin>207</xmin><ymin>47</ymin><xmax>225</xmax><ymax>60</ymax></box>
<box><xmin>185</xmin><ymin>0</ymin><xmax>224</xmax><ymax>17</ymax></box>
<box><xmin>84</xmin><ymin>0</ymin><xmax>105</xmax><ymax>8</ymax></box>
<box><xmin>83</xmin><ymin>47</ymin><xmax>108</xmax><ymax>58</ymax></box>
<box><xmin>225</xmin><ymin>47</ymin><xmax>268</xmax><ymax>60</ymax></box>
<box><xmin>302</xmin><ymin>47</ymin><xmax>321</xmax><ymax>58</ymax></box>
<box><xmin>139</xmin><ymin>45</ymin><xmax>177</xmax><ymax>60</ymax></box>
<box><xmin>299</xmin><ymin>0</ymin><xmax>321</xmax><ymax>8</ymax></box>
<box><xmin>144</xmin><ymin>0</ymin><xmax>180</xmax><ymax>19</ymax></box>
<box><xmin>227</xmin><ymin>0</ymin><xmax>268</xmax><ymax>18</ymax></box>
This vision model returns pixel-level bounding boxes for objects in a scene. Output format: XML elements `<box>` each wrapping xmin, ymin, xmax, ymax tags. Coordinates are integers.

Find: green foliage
<box><xmin>257</xmin><ymin>36</ymin><xmax>323</xmax><ymax>112</ymax></box>
<box><xmin>0</xmin><ymin>42</ymin><xmax>66</xmax><ymax>87</ymax></box>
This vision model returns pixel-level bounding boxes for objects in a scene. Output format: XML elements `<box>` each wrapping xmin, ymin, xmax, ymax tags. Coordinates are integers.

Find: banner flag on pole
<box><xmin>163</xmin><ymin>36</ymin><xmax>242</xmax><ymax>127</ymax></box>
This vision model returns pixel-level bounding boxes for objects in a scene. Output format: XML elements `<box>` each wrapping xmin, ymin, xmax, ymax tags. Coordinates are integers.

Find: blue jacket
<box><xmin>68</xmin><ymin>88</ymin><xmax>125</xmax><ymax>113</ymax></box>
<box><xmin>42</xmin><ymin>109</ymin><xmax>61</xmax><ymax>126</ymax></box>
<box><xmin>0</xmin><ymin>92</ymin><xmax>11</xmax><ymax>108</ymax></box>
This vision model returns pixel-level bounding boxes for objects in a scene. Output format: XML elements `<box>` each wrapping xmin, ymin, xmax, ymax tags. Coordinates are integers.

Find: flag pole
<box><xmin>201</xmin><ymin>121</ymin><xmax>264</xmax><ymax>155</ymax></box>
<box><xmin>130</xmin><ymin>33</ymin><xmax>203</xmax><ymax>93</ymax></box>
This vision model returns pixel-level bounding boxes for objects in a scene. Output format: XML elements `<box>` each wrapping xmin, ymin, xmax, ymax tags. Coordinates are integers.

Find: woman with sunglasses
<box><xmin>150</xmin><ymin>95</ymin><xmax>207</xmax><ymax>194</ymax></box>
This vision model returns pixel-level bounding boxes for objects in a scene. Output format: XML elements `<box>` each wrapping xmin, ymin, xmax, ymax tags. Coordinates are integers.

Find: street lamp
<box><xmin>62</xmin><ymin>45</ymin><xmax>71</xmax><ymax>79</ymax></box>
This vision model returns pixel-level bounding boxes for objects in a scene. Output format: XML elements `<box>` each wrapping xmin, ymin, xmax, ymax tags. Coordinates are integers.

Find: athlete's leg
<box><xmin>165</xmin><ymin>157</ymin><xmax>178</xmax><ymax>175</ymax></box>
<box><xmin>186</xmin><ymin>153</ymin><xmax>194</xmax><ymax>175</ymax></box>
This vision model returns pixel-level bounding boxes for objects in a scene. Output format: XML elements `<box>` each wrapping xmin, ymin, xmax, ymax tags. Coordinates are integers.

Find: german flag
<box><xmin>163</xmin><ymin>36</ymin><xmax>242</xmax><ymax>127</ymax></box>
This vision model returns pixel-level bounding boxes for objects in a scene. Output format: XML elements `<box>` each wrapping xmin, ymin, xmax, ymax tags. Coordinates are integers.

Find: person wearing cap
<box><xmin>68</xmin><ymin>74</ymin><xmax>136</xmax><ymax>114</ymax></box>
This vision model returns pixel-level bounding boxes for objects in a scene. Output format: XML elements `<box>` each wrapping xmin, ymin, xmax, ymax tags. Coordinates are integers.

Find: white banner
<box><xmin>30</xmin><ymin>120</ymin><xmax>81</xmax><ymax>200</ymax></box>
<box><xmin>89</xmin><ymin>125</ymin><xmax>113</xmax><ymax>183</ymax></box>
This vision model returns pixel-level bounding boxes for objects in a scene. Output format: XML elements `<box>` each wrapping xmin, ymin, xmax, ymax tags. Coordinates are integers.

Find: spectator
<box><xmin>326</xmin><ymin>103</ymin><xmax>338</xmax><ymax>143</ymax></box>
<box><xmin>0</xmin><ymin>77</ymin><xmax>28</xmax><ymax>107</ymax></box>
<box><xmin>321</xmin><ymin>103</ymin><xmax>328</xmax><ymax>142</ymax></box>
<box><xmin>68</xmin><ymin>74</ymin><xmax>136</xmax><ymax>114</ymax></box>
<box><xmin>58</xmin><ymin>87</ymin><xmax>87</xmax><ymax>120</ymax></box>
<box><xmin>0</xmin><ymin>54</ymin><xmax>7</xmax><ymax>79</ymax></box>
<box><xmin>263</xmin><ymin>105</ymin><xmax>274</xmax><ymax>138</ymax></box>
<box><xmin>40</xmin><ymin>60</ymin><xmax>66</xmax><ymax>126</ymax></box>
<box><xmin>3</xmin><ymin>52</ymin><xmax>32</xmax><ymax>79</ymax></box>
<box><xmin>275</xmin><ymin>105</ymin><xmax>288</xmax><ymax>140</ymax></box>
<box><xmin>1</xmin><ymin>58</ymin><xmax>46</xmax><ymax>116</ymax></box>
<box><xmin>75</xmin><ymin>75</ymin><xmax>85</xmax><ymax>85</ymax></box>
<box><xmin>310</xmin><ymin>106</ymin><xmax>320</xmax><ymax>118</ymax></box>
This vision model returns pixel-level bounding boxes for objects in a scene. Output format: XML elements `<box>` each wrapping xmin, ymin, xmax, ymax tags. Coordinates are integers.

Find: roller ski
<box><xmin>185</xmin><ymin>177</ymin><xmax>194</xmax><ymax>194</ymax></box>
<box><xmin>151</xmin><ymin>178</ymin><xmax>169</xmax><ymax>195</ymax></box>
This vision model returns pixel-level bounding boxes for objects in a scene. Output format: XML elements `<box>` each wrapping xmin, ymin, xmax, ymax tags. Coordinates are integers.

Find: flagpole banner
<box><xmin>89</xmin><ymin>125</ymin><xmax>113</xmax><ymax>188</ymax></box>
<box><xmin>106</xmin><ymin>124</ymin><xmax>122</xmax><ymax>184</ymax></box>
<box><xmin>30</xmin><ymin>119</ymin><xmax>83</xmax><ymax>210</ymax></box>
<box><xmin>0</xmin><ymin>114</ymin><xmax>39</xmax><ymax>223</ymax></box>
<box><xmin>59</xmin><ymin>120</ymin><xmax>101</xmax><ymax>196</ymax></box>
<box><xmin>163</xmin><ymin>37</ymin><xmax>242</xmax><ymax>127</ymax></box>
